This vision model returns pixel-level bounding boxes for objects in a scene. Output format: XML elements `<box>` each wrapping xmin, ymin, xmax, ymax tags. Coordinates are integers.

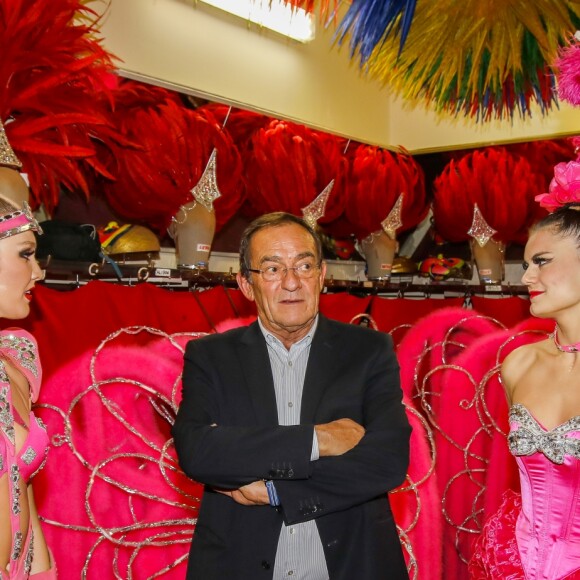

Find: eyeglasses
<box><xmin>248</xmin><ymin>262</ymin><xmax>320</xmax><ymax>282</ymax></box>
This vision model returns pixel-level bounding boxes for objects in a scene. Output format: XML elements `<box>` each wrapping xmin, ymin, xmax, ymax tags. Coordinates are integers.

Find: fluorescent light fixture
<box><xmin>199</xmin><ymin>0</ymin><xmax>315</xmax><ymax>43</ymax></box>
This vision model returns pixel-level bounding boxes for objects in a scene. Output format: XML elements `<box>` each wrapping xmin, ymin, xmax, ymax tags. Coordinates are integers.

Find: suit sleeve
<box><xmin>274</xmin><ymin>333</ymin><xmax>411</xmax><ymax>525</ymax></box>
<box><xmin>172</xmin><ymin>336</ymin><xmax>314</xmax><ymax>489</ymax></box>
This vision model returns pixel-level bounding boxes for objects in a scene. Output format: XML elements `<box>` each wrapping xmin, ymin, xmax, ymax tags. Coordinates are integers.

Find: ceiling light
<box><xmin>199</xmin><ymin>0</ymin><xmax>315</xmax><ymax>43</ymax></box>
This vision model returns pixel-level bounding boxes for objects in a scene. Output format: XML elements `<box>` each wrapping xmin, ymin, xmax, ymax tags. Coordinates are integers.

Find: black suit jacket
<box><xmin>173</xmin><ymin>315</ymin><xmax>411</xmax><ymax>579</ymax></box>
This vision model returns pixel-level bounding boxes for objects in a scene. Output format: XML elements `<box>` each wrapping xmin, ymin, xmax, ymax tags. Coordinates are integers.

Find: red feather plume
<box><xmin>195</xmin><ymin>106</ymin><xmax>246</xmax><ymax>231</ymax></box>
<box><xmin>432</xmin><ymin>147</ymin><xmax>538</xmax><ymax>245</ymax></box>
<box><xmin>506</xmin><ymin>139</ymin><xmax>577</xmax><ymax>237</ymax></box>
<box><xmin>199</xmin><ymin>104</ymin><xmax>270</xmax><ymax>149</ymax></box>
<box><xmin>197</xmin><ymin>103</ymin><xmax>270</xmax><ymax>225</ymax></box>
<box><xmin>243</xmin><ymin>120</ymin><xmax>347</xmax><ymax>223</ymax></box>
<box><xmin>282</xmin><ymin>0</ymin><xmax>337</xmax><ymax>19</ymax></box>
<box><xmin>344</xmin><ymin>144</ymin><xmax>428</xmax><ymax>240</ymax></box>
<box><xmin>102</xmin><ymin>81</ymin><xmax>243</xmax><ymax>233</ymax></box>
<box><xmin>0</xmin><ymin>0</ymin><xmax>122</xmax><ymax>213</ymax></box>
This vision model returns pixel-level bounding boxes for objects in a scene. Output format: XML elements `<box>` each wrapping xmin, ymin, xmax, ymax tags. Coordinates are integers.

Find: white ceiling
<box><xmin>96</xmin><ymin>0</ymin><xmax>580</xmax><ymax>152</ymax></box>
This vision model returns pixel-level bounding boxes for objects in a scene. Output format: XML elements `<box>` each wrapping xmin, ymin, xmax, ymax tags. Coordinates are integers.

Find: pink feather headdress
<box><xmin>554</xmin><ymin>33</ymin><xmax>580</xmax><ymax>106</ymax></box>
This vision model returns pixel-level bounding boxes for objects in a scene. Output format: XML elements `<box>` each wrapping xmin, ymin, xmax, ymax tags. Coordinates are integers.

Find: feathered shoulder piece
<box><xmin>554</xmin><ymin>32</ymin><xmax>580</xmax><ymax>106</ymax></box>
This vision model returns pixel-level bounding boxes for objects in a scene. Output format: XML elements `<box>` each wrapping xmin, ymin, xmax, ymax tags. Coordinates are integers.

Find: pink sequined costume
<box><xmin>470</xmin><ymin>404</ymin><xmax>580</xmax><ymax>579</ymax></box>
<box><xmin>0</xmin><ymin>329</ymin><xmax>52</xmax><ymax>579</ymax></box>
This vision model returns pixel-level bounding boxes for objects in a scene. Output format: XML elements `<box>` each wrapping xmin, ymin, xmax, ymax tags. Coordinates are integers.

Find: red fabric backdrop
<box><xmin>13</xmin><ymin>283</ymin><xmax>256</xmax><ymax>379</ymax></box>
<box><xmin>470</xmin><ymin>295</ymin><xmax>531</xmax><ymax>329</ymax></box>
<box><xmin>370</xmin><ymin>297</ymin><xmax>465</xmax><ymax>346</ymax></box>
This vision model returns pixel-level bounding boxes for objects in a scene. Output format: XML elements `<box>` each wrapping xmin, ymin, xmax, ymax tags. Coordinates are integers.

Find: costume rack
<box><xmin>39</xmin><ymin>258</ymin><xmax>529</xmax><ymax>297</ymax></box>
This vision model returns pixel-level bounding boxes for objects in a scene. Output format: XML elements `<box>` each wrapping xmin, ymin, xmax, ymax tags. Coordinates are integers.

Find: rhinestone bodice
<box><xmin>0</xmin><ymin>329</ymin><xmax>47</xmax><ymax>481</ymax></box>
<box><xmin>0</xmin><ymin>328</ymin><xmax>45</xmax><ymax>578</ymax></box>
<box><xmin>509</xmin><ymin>404</ymin><xmax>580</xmax><ymax>464</ymax></box>
<box><xmin>508</xmin><ymin>403</ymin><xmax>580</xmax><ymax>579</ymax></box>
<box><xmin>0</xmin><ymin>329</ymin><xmax>41</xmax><ymax>399</ymax></box>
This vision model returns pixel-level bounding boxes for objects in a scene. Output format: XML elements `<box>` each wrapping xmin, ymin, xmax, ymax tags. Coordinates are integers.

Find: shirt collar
<box><xmin>258</xmin><ymin>315</ymin><xmax>319</xmax><ymax>349</ymax></box>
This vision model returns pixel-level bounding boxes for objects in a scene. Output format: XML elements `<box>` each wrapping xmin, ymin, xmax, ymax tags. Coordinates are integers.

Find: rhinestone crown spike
<box><xmin>381</xmin><ymin>193</ymin><xmax>404</xmax><ymax>239</ymax></box>
<box><xmin>301</xmin><ymin>180</ymin><xmax>334</xmax><ymax>229</ymax></box>
<box><xmin>467</xmin><ymin>204</ymin><xmax>497</xmax><ymax>247</ymax></box>
<box><xmin>190</xmin><ymin>148</ymin><xmax>222</xmax><ymax>212</ymax></box>
<box><xmin>0</xmin><ymin>121</ymin><xmax>22</xmax><ymax>169</ymax></box>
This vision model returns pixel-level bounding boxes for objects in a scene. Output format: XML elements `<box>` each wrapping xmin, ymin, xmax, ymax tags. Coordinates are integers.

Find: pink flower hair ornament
<box><xmin>535</xmin><ymin>160</ymin><xmax>580</xmax><ymax>212</ymax></box>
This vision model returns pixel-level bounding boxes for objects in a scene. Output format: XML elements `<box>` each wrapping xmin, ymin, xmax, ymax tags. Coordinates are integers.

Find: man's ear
<box><xmin>319</xmin><ymin>261</ymin><xmax>327</xmax><ymax>285</ymax></box>
<box><xmin>236</xmin><ymin>271</ymin><xmax>255</xmax><ymax>302</ymax></box>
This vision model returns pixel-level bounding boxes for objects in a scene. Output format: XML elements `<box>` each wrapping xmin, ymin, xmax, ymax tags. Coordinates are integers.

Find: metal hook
<box><xmin>222</xmin><ymin>105</ymin><xmax>232</xmax><ymax>129</ymax></box>
<box><xmin>463</xmin><ymin>288</ymin><xmax>472</xmax><ymax>308</ymax></box>
<box><xmin>137</xmin><ymin>267</ymin><xmax>150</xmax><ymax>282</ymax></box>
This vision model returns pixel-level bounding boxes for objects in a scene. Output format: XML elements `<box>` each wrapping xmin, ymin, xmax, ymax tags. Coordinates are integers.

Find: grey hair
<box><xmin>239</xmin><ymin>212</ymin><xmax>323</xmax><ymax>279</ymax></box>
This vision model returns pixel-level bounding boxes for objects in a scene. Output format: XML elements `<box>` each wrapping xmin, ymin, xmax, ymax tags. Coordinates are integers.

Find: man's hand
<box><xmin>315</xmin><ymin>418</ymin><xmax>365</xmax><ymax>457</ymax></box>
<box><xmin>214</xmin><ymin>480</ymin><xmax>270</xmax><ymax>506</ymax></box>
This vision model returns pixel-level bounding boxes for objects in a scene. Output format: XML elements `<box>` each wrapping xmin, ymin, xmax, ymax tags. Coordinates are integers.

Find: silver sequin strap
<box><xmin>0</xmin><ymin>333</ymin><xmax>39</xmax><ymax>378</ymax></box>
<box><xmin>0</xmin><ymin>384</ymin><xmax>15</xmax><ymax>445</ymax></box>
<box><xmin>509</xmin><ymin>404</ymin><xmax>580</xmax><ymax>464</ymax></box>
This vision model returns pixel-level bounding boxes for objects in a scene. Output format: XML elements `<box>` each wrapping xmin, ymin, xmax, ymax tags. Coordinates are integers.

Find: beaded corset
<box><xmin>0</xmin><ymin>329</ymin><xmax>45</xmax><ymax>579</ymax></box>
<box><xmin>509</xmin><ymin>403</ymin><xmax>580</xmax><ymax>464</ymax></box>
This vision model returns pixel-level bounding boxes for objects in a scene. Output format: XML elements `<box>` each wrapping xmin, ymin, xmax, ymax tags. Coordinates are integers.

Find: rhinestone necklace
<box><xmin>552</xmin><ymin>326</ymin><xmax>580</xmax><ymax>353</ymax></box>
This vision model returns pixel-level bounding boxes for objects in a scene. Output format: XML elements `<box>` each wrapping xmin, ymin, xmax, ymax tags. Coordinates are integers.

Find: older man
<box><xmin>173</xmin><ymin>212</ymin><xmax>411</xmax><ymax>579</ymax></box>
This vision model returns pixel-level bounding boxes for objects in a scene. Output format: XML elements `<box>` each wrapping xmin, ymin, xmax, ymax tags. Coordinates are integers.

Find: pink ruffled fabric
<box><xmin>470</xmin><ymin>490</ymin><xmax>580</xmax><ymax>580</ymax></box>
<box><xmin>535</xmin><ymin>160</ymin><xmax>580</xmax><ymax>212</ymax></box>
<box><xmin>469</xmin><ymin>489</ymin><xmax>524</xmax><ymax>579</ymax></box>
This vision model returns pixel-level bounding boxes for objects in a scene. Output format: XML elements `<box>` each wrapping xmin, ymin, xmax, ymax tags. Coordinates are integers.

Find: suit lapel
<box><xmin>238</xmin><ymin>321</ymin><xmax>279</xmax><ymax>425</ymax></box>
<box><xmin>301</xmin><ymin>316</ymin><xmax>338</xmax><ymax>423</ymax></box>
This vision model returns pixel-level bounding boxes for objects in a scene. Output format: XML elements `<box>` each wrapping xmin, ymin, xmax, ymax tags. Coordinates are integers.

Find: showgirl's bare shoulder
<box><xmin>500</xmin><ymin>339</ymin><xmax>549</xmax><ymax>402</ymax></box>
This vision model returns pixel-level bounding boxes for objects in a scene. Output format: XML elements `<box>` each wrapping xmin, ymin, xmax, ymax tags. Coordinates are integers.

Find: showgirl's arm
<box><xmin>500</xmin><ymin>343</ymin><xmax>537</xmax><ymax>405</ymax></box>
<box><xmin>500</xmin><ymin>353</ymin><xmax>517</xmax><ymax>405</ymax></box>
<box><xmin>0</xmin><ymin>357</ymin><xmax>45</xmax><ymax>574</ymax></box>
<box><xmin>0</xmin><ymin>377</ymin><xmax>15</xmax><ymax>573</ymax></box>
<box><xmin>0</xmin><ymin>469</ymin><xmax>10</xmax><ymax>573</ymax></box>
<box><xmin>27</xmin><ymin>486</ymin><xmax>51</xmax><ymax>574</ymax></box>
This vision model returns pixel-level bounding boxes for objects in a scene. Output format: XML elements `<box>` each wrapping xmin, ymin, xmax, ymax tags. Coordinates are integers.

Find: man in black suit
<box><xmin>173</xmin><ymin>212</ymin><xmax>411</xmax><ymax>579</ymax></box>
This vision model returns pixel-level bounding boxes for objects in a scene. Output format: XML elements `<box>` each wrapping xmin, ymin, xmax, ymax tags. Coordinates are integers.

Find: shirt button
<box><xmin>288</xmin><ymin>361</ymin><xmax>293</xmax><ymax>367</ymax></box>
<box><xmin>287</xmin><ymin>572</ymin><xmax>294</xmax><ymax>576</ymax></box>
<box><xmin>289</xmin><ymin>528</ymin><xmax>295</xmax><ymax>535</ymax></box>
<box><xmin>288</xmin><ymin>402</ymin><xmax>293</xmax><ymax>407</ymax></box>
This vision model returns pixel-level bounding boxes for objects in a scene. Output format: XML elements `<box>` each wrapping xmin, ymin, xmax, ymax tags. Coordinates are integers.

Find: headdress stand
<box><xmin>168</xmin><ymin>149</ymin><xmax>222</xmax><ymax>270</ymax></box>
